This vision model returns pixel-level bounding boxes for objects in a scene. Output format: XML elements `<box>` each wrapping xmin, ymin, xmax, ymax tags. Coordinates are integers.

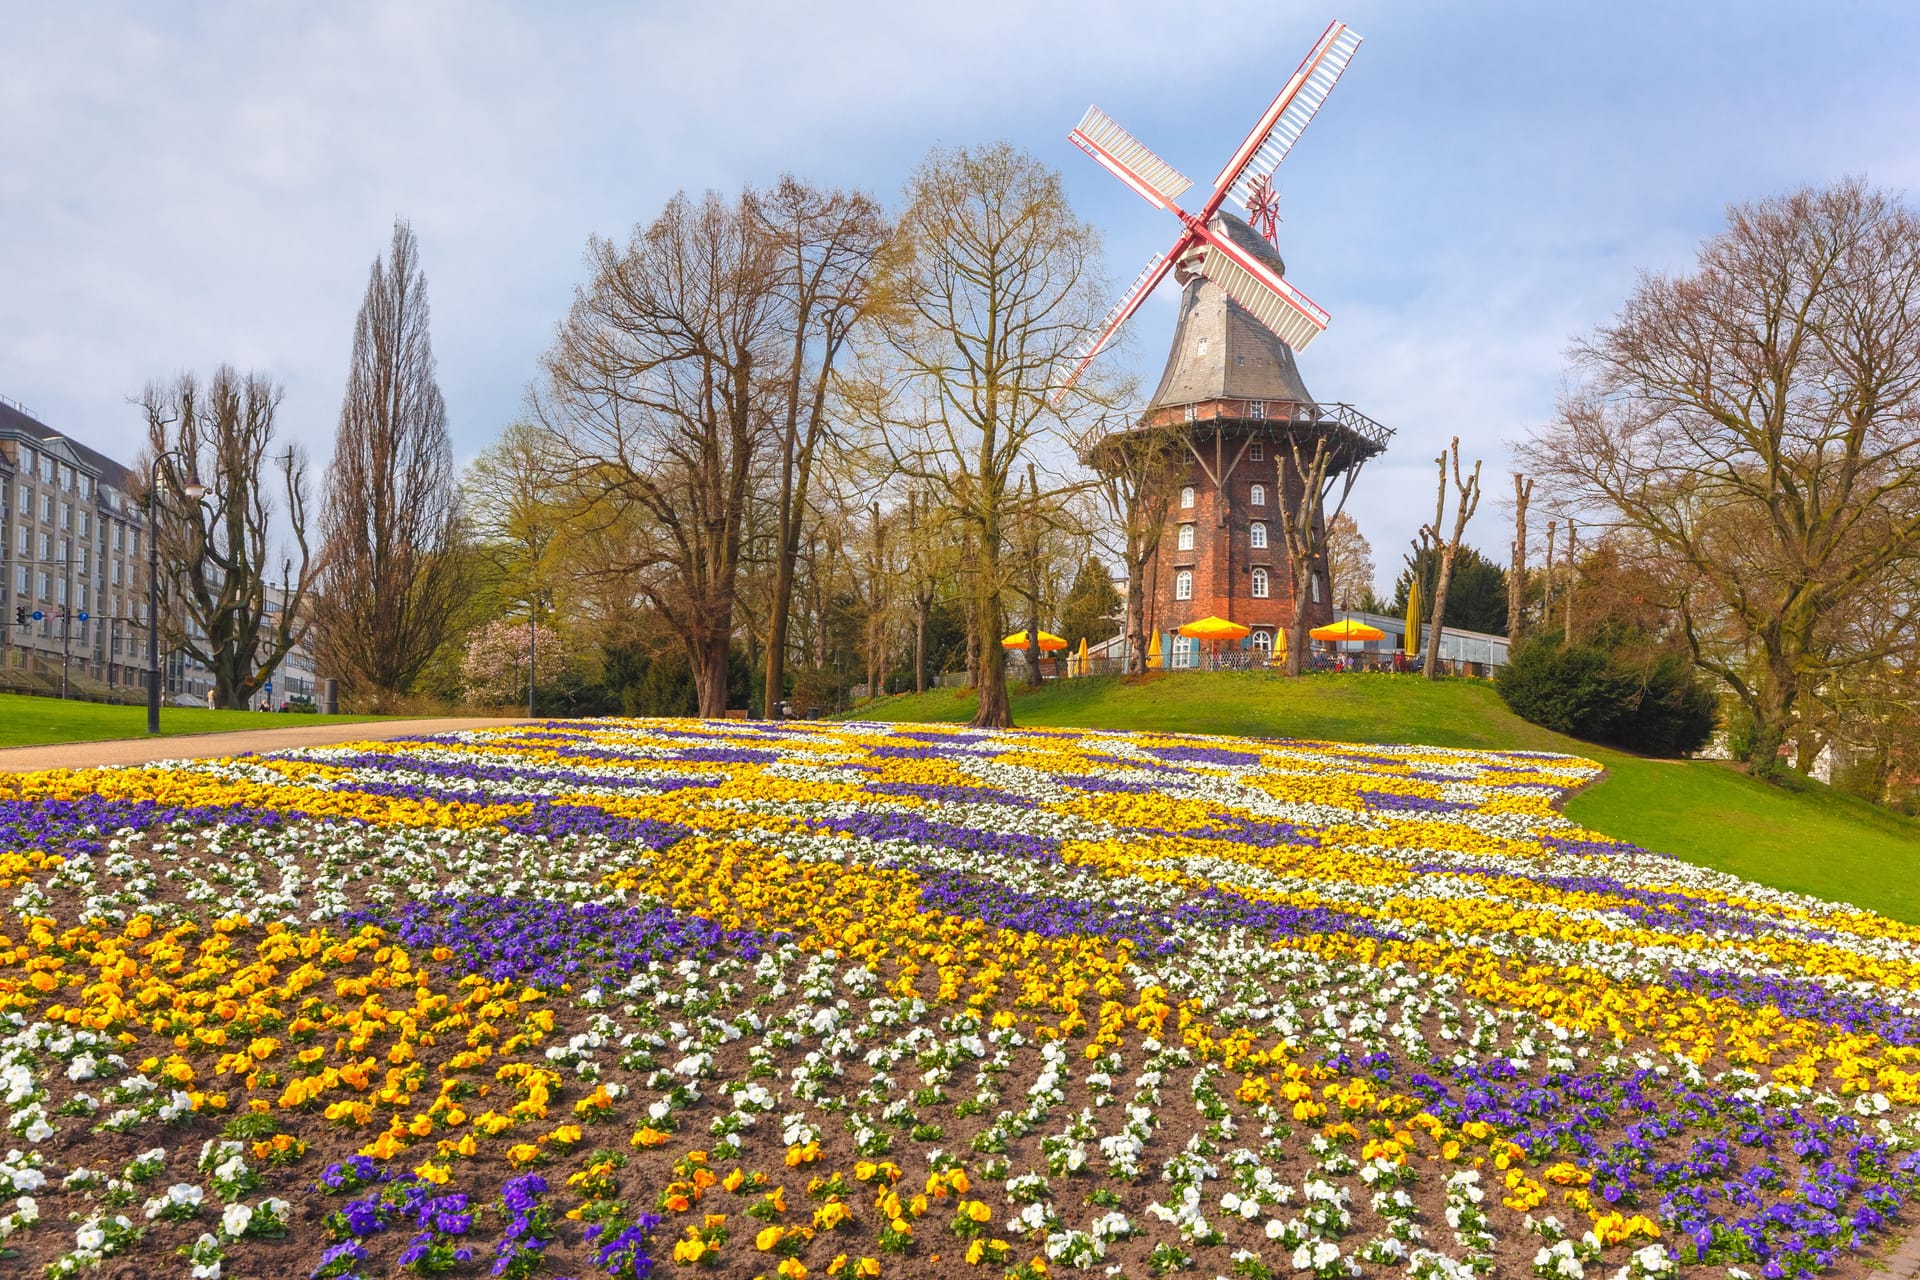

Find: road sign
<box><xmin>77</xmin><ymin>610</ymin><xmax>89</xmax><ymax>621</ymax></box>
<box><xmin>30</xmin><ymin>610</ymin><xmax>43</xmax><ymax>622</ymax></box>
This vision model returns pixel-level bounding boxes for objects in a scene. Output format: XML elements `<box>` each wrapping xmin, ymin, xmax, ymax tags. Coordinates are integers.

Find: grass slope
<box><xmin>0</xmin><ymin>693</ymin><xmax>394</xmax><ymax>749</ymax></box>
<box><xmin>854</xmin><ymin>672</ymin><xmax>1920</xmax><ymax>925</ymax></box>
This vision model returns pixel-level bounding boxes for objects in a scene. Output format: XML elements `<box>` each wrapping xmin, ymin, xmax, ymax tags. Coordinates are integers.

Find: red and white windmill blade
<box><xmin>1055</xmin><ymin>19</ymin><xmax>1363</xmax><ymax>398</ymax></box>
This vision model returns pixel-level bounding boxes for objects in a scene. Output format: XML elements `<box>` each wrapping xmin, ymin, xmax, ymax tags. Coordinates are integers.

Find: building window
<box><xmin>1250</xmin><ymin>483</ymin><xmax>1266</xmax><ymax>507</ymax></box>
<box><xmin>1179</xmin><ymin>485</ymin><xmax>1195</xmax><ymax>509</ymax></box>
<box><xmin>1252</xmin><ymin>629</ymin><xmax>1272</xmax><ymax>654</ymax></box>
<box><xmin>1183</xmin><ymin>404</ymin><xmax>1196</xmax><ymax>423</ymax></box>
<box><xmin>1249</xmin><ymin>440</ymin><xmax>1263</xmax><ymax>459</ymax></box>
<box><xmin>1175</xmin><ymin>569</ymin><xmax>1193</xmax><ymax>601</ymax></box>
<box><xmin>1249</xmin><ymin>401</ymin><xmax>1267</xmax><ymax>421</ymax></box>
<box><xmin>1177</xmin><ymin>524</ymin><xmax>1195</xmax><ymax>551</ymax></box>
<box><xmin>1171</xmin><ymin>634</ymin><xmax>1197</xmax><ymax>669</ymax></box>
<box><xmin>1251</xmin><ymin>567</ymin><xmax>1270</xmax><ymax>598</ymax></box>
<box><xmin>1250</xmin><ymin>521</ymin><xmax>1267</xmax><ymax>549</ymax></box>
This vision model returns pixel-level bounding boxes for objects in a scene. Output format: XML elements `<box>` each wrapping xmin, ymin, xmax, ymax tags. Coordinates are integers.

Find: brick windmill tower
<box><xmin>1060</xmin><ymin>20</ymin><xmax>1391</xmax><ymax>665</ymax></box>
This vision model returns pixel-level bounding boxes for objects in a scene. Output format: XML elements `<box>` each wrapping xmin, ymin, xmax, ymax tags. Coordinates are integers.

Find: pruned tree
<box><xmin>1419</xmin><ymin>437</ymin><xmax>1483</xmax><ymax>678</ymax></box>
<box><xmin>1509</xmin><ymin>473</ymin><xmax>1533</xmax><ymax>641</ymax></box>
<box><xmin>1274</xmin><ymin>435</ymin><xmax>1360</xmax><ymax>675</ymax></box>
<box><xmin>317</xmin><ymin>220</ymin><xmax>467</xmax><ymax>705</ymax></box>
<box><xmin>854</xmin><ymin>143</ymin><xmax>1107</xmax><ymax>727</ymax></box>
<box><xmin>538</xmin><ymin>190</ymin><xmax>782</xmax><ymax>718</ymax></box>
<box><xmin>140</xmin><ymin>367</ymin><xmax>315</xmax><ymax>709</ymax></box>
<box><xmin>755</xmin><ymin>178</ymin><xmax>890</xmax><ymax>718</ymax></box>
<box><xmin>1524</xmin><ymin>180</ymin><xmax>1920</xmax><ymax>776</ymax></box>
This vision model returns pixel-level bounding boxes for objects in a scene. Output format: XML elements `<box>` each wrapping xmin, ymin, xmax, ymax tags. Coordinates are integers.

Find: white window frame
<box><xmin>1250</xmin><ymin>521</ymin><xmax>1267</xmax><ymax>550</ymax></box>
<box><xmin>1177</xmin><ymin>524</ymin><xmax>1195</xmax><ymax>551</ymax></box>
<box><xmin>1249</xmin><ymin>402</ymin><xmax>1267</xmax><ymax>422</ymax></box>
<box><xmin>1250</xmin><ymin>483</ymin><xmax>1266</xmax><ymax>506</ymax></box>
<box><xmin>1251</xmin><ymin>567</ymin><xmax>1270</xmax><ymax>598</ymax></box>
<box><xmin>1174</xmin><ymin>569</ymin><xmax>1193</xmax><ymax>601</ymax></box>
<box><xmin>1252</xmin><ymin>629</ymin><xmax>1272</xmax><ymax>653</ymax></box>
<box><xmin>1179</xmin><ymin>485</ymin><xmax>1195</xmax><ymax>509</ymax></box>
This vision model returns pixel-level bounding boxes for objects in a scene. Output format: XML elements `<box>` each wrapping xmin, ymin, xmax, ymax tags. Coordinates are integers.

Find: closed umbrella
<box><xmin>1146</xmin><ymin>630</ymin><xmax>1163</xmax><ymax>670</ymax></box>
<box><xmin>1076</xmin><ymin>636</ymin><xmax>1089</xmax><ymax>676</ymax></box>
<box><xmin>1405</xmin><ymin>580</ymin><xmax>1422</xmax><ymax>659</ymax></box>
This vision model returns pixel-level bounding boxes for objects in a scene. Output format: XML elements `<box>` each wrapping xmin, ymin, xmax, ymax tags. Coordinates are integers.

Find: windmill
<box><xmin>1057</xmin><ymin>19</ymin><xmax>1363</xmax><ymax>394</ymax></box>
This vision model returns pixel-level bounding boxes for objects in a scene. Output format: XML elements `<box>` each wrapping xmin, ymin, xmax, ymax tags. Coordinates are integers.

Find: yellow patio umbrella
<box><xmin>1146</xmin><ymin>630</ymin><xmax>1163</xmax><ymax>669</ymax></box>
<box><xmin>1404</xmin><ymin>579</ymin><xmax>1422</xmax><ymax>659</ymax></box>
<box><xmin>1076</xmin><ymin>636</ymin><xmax>1089</xmax><ymax>676</ymax></box>
<box><xmin>1176</xmin><ymin>615</ymin><xmax>1251</xmax><ymax>641</ymax></box>
<box><xmin>1001</xmin><ymin>630</ymin><xmax>1067</xmax><ymax>651</ymax></box>
<box><xmin>1310</xmin><ymin>618</ymin><xmax>1388</xmax><ymax>643</ymax></box>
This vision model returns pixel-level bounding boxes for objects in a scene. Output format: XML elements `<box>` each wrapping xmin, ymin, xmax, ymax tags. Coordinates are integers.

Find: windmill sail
<box><xmin>1186</xmin><ymin>241</ymin><xmax>1329</xmax><ymax>353</ymax></box>
<box><xmin>1210</xmin><ymin>21</ymin><xmax>1362</xmax><ymax>214</ymax></box>
<box><xmin>1069</xmin><ymin>107</ymin><xmax>1195</xmax><ymax>212</ymax></box>
<box><xmin>1053</xmin><ymin>252</ymin><xmax>1175</xmax><ymax>396</ymax></box>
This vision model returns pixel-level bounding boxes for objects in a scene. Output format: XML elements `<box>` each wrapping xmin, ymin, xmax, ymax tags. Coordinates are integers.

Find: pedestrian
<box><xmin>206</xmin><ymin>688</ymin><xmax>216</xmax><ymax>711</ymax></box>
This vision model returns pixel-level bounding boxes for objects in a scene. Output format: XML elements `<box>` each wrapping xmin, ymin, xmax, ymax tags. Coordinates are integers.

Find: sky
<box><xmin>3</xmin><ymin>0</ymin><xmax>1917</xmax><ymax>596</ymax></box>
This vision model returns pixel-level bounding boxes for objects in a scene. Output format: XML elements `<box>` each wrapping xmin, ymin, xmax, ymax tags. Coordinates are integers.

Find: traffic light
<box><xmin>12</xmin><ymin>607</ymin><xmax>23</xmax><ymax>627</ymax></box>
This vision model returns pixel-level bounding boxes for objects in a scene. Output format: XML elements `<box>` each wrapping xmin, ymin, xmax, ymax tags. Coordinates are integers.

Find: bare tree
<box><xmin>1324</xmin><ymin>511</ymin><xmax>1376</xmax><ymax>611</ymax></box>
<box><xmin>1419</xmin><ymin>437</ymin><xmax>1483</xmax><ymax>678</ymax></box>
<box><xmin>141</xmin><ymin>368</ymin><xmax>315</xmax><ymax>709</ymax></box>
<box><xmin>1084</xmin><ymin>420</ymin><xmax>1186</xmax><ymax>674</ymax></box>
<box><xmin>1274</xmin><ymin>436</ymin><xmax>1360</xmax><ymax>675</ymax></box>
<box><xmin>317</xmin><ymin>220</ymin><xmax>466</xmax><ymax>705</ymax></box>
<box><xmin>855</xmin><ymin>143</ymin><xmax>1107</xmax><ymax>727</ymax></box>
<box><xmin>539</xmin><ymin>191</ymin><xmax>782</xmax><ymax>718</ymax></box>
<box><xmin>1524</xmin><ymin>181</ymin><xmax>1920</xmax><ymax>774</ymax></box>
<box><xmin>1508</xmin><ymin>473</ymin><xmax>1533</xmax><ymax>642</ymax></box>
<box><xmin>756</xmin><ymin>179</ymin><xmax>890</xmax><ymax>718</ymax></box>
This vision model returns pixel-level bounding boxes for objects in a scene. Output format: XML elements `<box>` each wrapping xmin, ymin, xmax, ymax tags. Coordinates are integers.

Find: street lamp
<box><xmin>146</xmin><ymin>450</ymin><xmax>206</xmax><ymax>736</ymax></box>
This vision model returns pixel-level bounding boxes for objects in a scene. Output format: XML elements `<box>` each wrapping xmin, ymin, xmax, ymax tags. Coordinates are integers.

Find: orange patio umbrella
<box><xmin>1176</xmin><ymin>616</ymin><xmax>1251</xmax><ymax>641</ymax></box>
<box><xmin>1310</xmin><ymin>618</ymin><xmax>1387</xmax><ymax>643</ymax></box>
<box><xmin>1002</xmin><ymin>630</ymin><xmax>1067</xmax><ymax>651</ymax></box>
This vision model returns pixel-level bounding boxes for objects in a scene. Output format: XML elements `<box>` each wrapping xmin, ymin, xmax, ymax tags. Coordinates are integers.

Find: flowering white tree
<box><xmin>461</xmin><ymin>618</ymin><xmax>567</xmax><ymax>706</ymax></box>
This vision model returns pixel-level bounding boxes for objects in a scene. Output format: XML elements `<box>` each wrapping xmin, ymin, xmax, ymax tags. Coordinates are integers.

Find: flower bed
<box><xmin>1</xmin><ymin>718</ymin><xmax>1917</xmax><ymax>1280</ymax></box>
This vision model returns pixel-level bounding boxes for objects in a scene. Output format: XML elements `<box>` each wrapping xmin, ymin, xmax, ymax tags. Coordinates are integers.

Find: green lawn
<box><xmin>0</xmin><ymin>693</ymin><xmax>397</xmax><ymax>749</ymax></box>
<box><xmin>852</xmin><ymin>672</ymin><xmax>1920</xmax><ymax>924</ymax></box>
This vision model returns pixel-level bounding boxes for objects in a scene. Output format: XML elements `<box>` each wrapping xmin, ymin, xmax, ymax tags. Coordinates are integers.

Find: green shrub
<box><xmin>1496</xmin><ymin>632</ymin><xmax>1716</xmax><ymax>756</ymax></box>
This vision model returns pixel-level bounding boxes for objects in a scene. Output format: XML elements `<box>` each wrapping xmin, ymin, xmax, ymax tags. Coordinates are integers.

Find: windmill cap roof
<box><xmin>1149</xmin><ymin>210</ymin><xmax>1314</xmax><ymax>410</ymax></box>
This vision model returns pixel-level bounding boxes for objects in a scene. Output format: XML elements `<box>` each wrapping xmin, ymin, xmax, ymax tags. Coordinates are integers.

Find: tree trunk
<box><xmin>1125</xmin><ymin>557</ymin><xmax>1148</xmax><ymax>675</ymax></box>
<box><xmin>913</xmin><ymin>598</ymin><xmax>930</xmax><ymax>693</ymax></box>
<box><xmin>1422</xmin><ymin>550</ymin><xmax>1458</xmax><ymax>679</ymax></box>
<box><xmin>972</xmin><ymin>578</ymin><xmax>1011</xmax><ymax>728</ymax></box>
<box><xmin>1509</xmin><ymin>474</ymin><xmax>1531</xmax><ymax>642</ymax></box>
<box><xmin>693</xmin><ymin>627</ymin><xmax>731</xmax><ymax>719</ymax></box>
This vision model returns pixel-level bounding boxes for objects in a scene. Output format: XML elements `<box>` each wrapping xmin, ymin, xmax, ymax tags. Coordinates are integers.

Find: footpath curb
<box><xmin>1889</xmin><ymin>1225</ymin><xmax>1920</xmax><ymax>1280</ymax></box>
<box><xmin>0</xmin><ymin>717</ymin><xmax>538</xmax><ymax>774</ymax></box>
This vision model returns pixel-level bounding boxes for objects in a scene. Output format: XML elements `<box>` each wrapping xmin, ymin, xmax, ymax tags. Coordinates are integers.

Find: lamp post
<box><xmin>146</xmin><ymin>450</ymin><xmax>206</xmax><ymax>736</ymax></box>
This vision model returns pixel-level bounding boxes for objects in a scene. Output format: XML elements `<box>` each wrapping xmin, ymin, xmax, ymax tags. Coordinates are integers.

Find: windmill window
<box><xmin>1196</xmin><ymin>337</ymin><xmax>1209</xmax><ymax>355</ymax></box>
<box><xmin>1179</xmin><ymin>485</ymin><xmax>1195</xmax><ymax>509</ymax></box>
<box><xmin>1251</xmin><ymin>567</ymin><xmax>1270</xmax><ymax>598</ymax></box>
<box><xmin>1249</xmin><ymin>440</ymin><xmax>1263</xmax><ymax>459</ymax></box>
<box><xmin>1250</xmin><ymin>483</ymin><xmax>1266</xmax><ymax>507</ymax></box>
<box><xmin>1183</xmin><ymin>404</ymin><xmax>1197</xmax><ymax>422</ymax></box>
<box><xmin>1178</xmin><ymin>524</ymin><xmax>1195</xmax><ymax>551</ymax></box>
<box><xmin>1250</xmin><ymin>521</ymin><xmax>1267</xmax><ymax>549</ymax></box>
<box><xmin>1249</xmin><ymin>401</ymin><xmax>1267</xmax><ymax>421</ymax></box>
<box><xmin>1175</xmin><ymin>569</ymin><xmax>1193</xmax><ymax>601</ymax></box>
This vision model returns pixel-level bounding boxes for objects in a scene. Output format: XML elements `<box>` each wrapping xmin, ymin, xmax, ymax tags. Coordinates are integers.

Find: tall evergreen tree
<box><xmin>317</xmin><ymin>220</ymin><xmax>466</xmax><ymax>703</ymax></box>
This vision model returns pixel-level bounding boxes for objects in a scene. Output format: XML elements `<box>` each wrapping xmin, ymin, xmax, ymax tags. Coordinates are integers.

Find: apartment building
<box><xmin>0</xmin><ymin>395</ymin><xmax>317</xmax><ymax>705</ymax></box>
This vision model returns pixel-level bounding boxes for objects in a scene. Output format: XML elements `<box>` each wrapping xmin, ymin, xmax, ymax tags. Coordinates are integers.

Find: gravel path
<box><xmin>0</xmin><ymin>717</ymin><xmax>537</xmax><ymax>772</ymax></box>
